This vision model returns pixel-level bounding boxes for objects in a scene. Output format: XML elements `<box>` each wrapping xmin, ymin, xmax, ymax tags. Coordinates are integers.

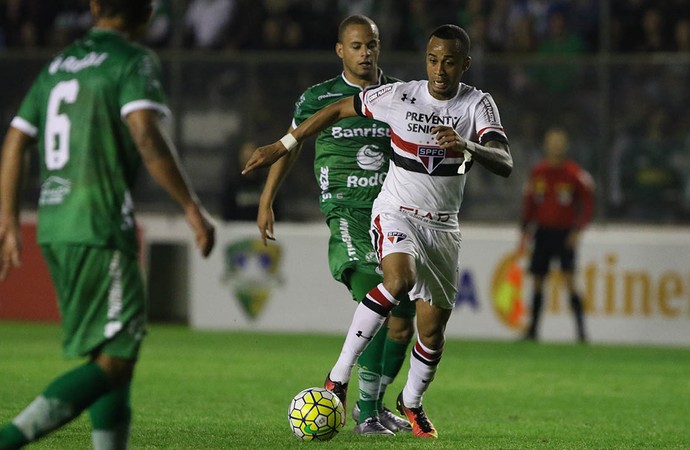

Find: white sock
<box><xmin>330</xmin><ymin>284</ymin><xmax>399</xmax><ymax>383</ymax></box>
<box><xmin>92</xmin><ymin>421</ymin><xmax>130</xmax><ymax>450</ymax></box>
<box><xmin>379</xmin><ymin>374</ymin><xmax>394</xmax><ymax>398</ymax></box>
<box><xmin>12</xmin><ymin>396</ymin><xmax>74</xmax><ymax>442</ymax></box>
<box><xmin>402</xmin><ymin>339</ymin><xmax>443</xmax><ymax>408</ymax></box>
<box><xmin>357</xmin><ymin>369</ymin><xmax>382</xmax><ymax>404</ymax></box>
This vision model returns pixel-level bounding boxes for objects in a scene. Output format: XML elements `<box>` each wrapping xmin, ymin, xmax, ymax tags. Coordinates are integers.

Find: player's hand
<box><xmin>566</xmin><ymin>230</ymin><xmax>580</xmax><ymax>250</ymax></box>
<box><xmin>432</xmin><ymin>125</ymin><xmax>466</xmax><ymax>150</ymax></box>
<box><xmin>433</xmin><ymin>125</ymin><xmax>473</xmax><ymax>174</ymax></box>
<box><xmin>241</xmin><ymin>142</ymin><xmax>288</xmax><ymax>175</ymax></box>
<box><xmin>185</xmin><ymin>204</ymin><xmax>216</xmax><ymax>258</ymax></box>
<box><xmin>0</xmin><ymin>219</ymin><xmax>22</xmax><ymax>281</ymax></box>
<box><xmin>256</xmin><ymin>202</ymin><xmax>276</xmax><ymax>246</ymax></box>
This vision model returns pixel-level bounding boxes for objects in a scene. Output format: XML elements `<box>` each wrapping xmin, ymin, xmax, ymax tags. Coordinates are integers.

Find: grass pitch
<box><xmin>0</xmin><ymin>322</ymin><xmax>688</xmax><ymax>449</ymax></box>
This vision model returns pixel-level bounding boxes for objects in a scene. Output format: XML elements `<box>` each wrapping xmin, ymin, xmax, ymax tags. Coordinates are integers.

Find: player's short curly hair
<box><xmin>338</xmin><ymin>15</ymin><xmax>379</xmax><ymax>43</ymax></box>
<box><xmin>429</xmin><ymin>24</ymin><xmax>471</xmax><ymax>55</ymax></box>
<box><xmin>97</xmin><ymin>0</ymin><xmax>153</xmax><ymax>26</ymax></box>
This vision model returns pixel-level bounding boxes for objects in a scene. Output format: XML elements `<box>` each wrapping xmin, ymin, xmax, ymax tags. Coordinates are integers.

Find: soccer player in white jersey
<box><xmin>243</xmin><ymin>24</ymin><xmax>512</xmax><ymax>438</ymax></box>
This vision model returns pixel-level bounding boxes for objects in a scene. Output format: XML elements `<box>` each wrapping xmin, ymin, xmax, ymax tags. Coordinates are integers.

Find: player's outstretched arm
<box><xmin>241</xmin><ymin>141</ymin><xmax>288</xmax><ymax>175</ymax></box>
<box><xmin>257</xmin><ymin>126</ymin><xmax>303</xmax><ymax>245</ymax></box>
<box><xmin>243</xmin><ymin>96</ymin><xmax>357</xmax><ymax>175</ymax></box>
<box><xmin>473</xmin><ymin>140</ymin><xmax>512</xmax><ymax>177</ymax></box>
<box><xmin>0</xmin><ymin>127</ymin><xmax>32</xmax><ymax>281</ymax></box>
<box><xmin>126</xmin><ymin>109</ymin><xmax>215</xmax><ymax>258</ymax></box>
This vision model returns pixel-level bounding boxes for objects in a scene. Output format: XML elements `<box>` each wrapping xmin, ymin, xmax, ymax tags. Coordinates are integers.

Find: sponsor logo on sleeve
<box><xmin>366</xmin><ymin>85</ymin><xmax>394</xmax><ymax>104</ymax></box>
<box><xmin>481</xmin><ymin>97</ymin><xmax>497</xmax><ymax>123</ymax></box>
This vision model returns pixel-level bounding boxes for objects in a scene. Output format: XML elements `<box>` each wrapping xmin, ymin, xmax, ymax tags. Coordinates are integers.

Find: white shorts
<box><xmin>370</xmin><ymin>206</ymin><xmax>462</xmax><ymax>310</ymax></box>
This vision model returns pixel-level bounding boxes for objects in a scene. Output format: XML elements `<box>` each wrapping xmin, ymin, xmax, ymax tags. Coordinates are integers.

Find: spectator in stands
<box><xmin>610</xmin><ymin>109</ymin><xmax>684</xmax><ymax>222</ymax></box>
<box><xmin>457</xmin><ymin>0</ymin><xmax>487</xmax><ymax>32</ymax></box>
<box><xmin>507</xmin><ymin>11</ymin><xmax>537</xmax><ymax>53</ymax></box>
<box><xmin>184</xmin><ymin>0</ymin><xmax>236</xmax><ymax>49</ymax></box>
<box><xmin>143</xmin><ymin>0</ymin><xmax>173</xmax><ymax>47</ymax></box>
<box><xmin>484</xmin><ymin>0</ymin><xmax>513</xmax><ymax>52</ymax></box>
<box><xmin>672</xmin><ymin>17</ymin><xmax>690</xmax><ymax>52</ymax></box>
<box><xmin>398</xmin><ymin>0</ymin><xmax>434</xmax><ymax>50</ymax></box>
<box><xmin>514</xmin><ymin>0</ymin><xmax>557</xmax><ymax>41</ymax></box>
<box><xmin>225</xmin><ymin>0</ymin><xmax>267</xmax><ymax>49</ymax></box>
<box><xmin>261</xmin><ymin>16</ymin><xmax>306</xmax><ymax>50</ymax></box>
<box><xmin>51</xmin><ymin>0</ymin><xmax>92</xmax><ymax>48</ymax></box>
<box><xmin>637</xmin><ymin>7</ymin><xmax>670</xmax><ymax>52</ymax></box>
<box><xmin>531</xmin><ymin>8</ymin><xmax>586</xmax><ymax>93</ymax></box>
<box><xmin>570</xmin><ymin>0</ymin><xmax>599</xmax><ymax>51</ymax></box>
<box><xmin>0</xmin><ymin>0</ymin><xmax>58</xmax><ymax>47</ymax></box>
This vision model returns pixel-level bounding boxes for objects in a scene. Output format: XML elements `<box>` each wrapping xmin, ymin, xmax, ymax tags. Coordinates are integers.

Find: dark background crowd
<box><xmin>1</xmin><ymin>0</ymin><xmax>689</xmax><ymax>225</ymax></box>
<box><xmin>2</xmin><ymin>0</ymin><xmax>690</xmax><ymax>53</ymax></box>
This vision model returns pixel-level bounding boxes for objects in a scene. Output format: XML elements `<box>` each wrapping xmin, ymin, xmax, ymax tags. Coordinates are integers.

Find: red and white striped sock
<box><xmin>330</xmin><ymin>283</ymin><xmax>399</xmax><ymax>382</ymax></box>
<box><xmin>402</xmin><ymin>338</ymin><xmax>443</xmax><ymax>408</ymax></box>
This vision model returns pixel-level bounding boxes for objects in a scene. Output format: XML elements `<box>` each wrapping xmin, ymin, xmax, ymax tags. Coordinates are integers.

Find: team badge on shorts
<box><xmin>387</xmin><ymin>231</ymin><xmax>408</xmax><ymax>243</ymax></box>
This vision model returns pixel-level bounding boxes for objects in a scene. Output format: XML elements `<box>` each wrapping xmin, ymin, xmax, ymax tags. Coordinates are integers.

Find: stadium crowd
<box><xmin>1</xmin><ymin>0</ymin><xmax>690</xmax><ymax>53</ymax></box>
<box><xmin>1</xmin><ymin>0</ymin><xmax>689</xmax><ymax>224</ymax></box>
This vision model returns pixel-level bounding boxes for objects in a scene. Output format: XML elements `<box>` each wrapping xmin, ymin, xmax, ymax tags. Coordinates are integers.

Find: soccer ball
<box><xmin>288</xmin><ymin>387</ymin><xmax>345</xmax><ymax>441</ymax></box>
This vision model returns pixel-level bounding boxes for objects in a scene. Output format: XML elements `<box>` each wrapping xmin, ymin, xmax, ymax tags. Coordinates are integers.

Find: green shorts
<box><xmin>326</xmin><ymin>208</ymin><xmax>379</xmax><ymax>284</ymax></box>
<box><xmin>41</xmin><ymin>244</ymin><xmax>147</xmax><ymax>359</ymax></box>
<box><xmin>326</xmin><ymin>209</ymin><xmax>416</xmax><ymax>319</ymax></box>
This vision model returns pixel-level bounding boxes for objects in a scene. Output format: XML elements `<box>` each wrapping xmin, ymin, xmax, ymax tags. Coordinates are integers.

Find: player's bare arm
<box><xmin>126</xmin><ymin>109</ymin><xmax>216</xmax><ymax>257</ymax></box>
<box><xmin>0</xmin><ymin>127</ymin><xmax>33</xmax><ymax>280</ymax></box>
<box><xmin>257</xmin><ymin>126</ymin><xmax>304</xmax><ymax>245</ymax></box>
<box><xmin>432</xmin><ymin>125</ymin><xmax>512</xmax><ymax>177</ymax></box>
<box><xmin>242</xmin><ymin>96</ymin><xmax>358</xmax><ymax>175</ymax></box>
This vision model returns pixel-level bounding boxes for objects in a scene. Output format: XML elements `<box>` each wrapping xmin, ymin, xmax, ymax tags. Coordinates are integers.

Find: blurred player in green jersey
<box><xmin>0</xmin><ymin>1</ymin><xmax>215</xmax><ymax>448</ymax></box>
<box><xmin>256</xmin><ymin>15</ymin><xmax>414</xmax><ymax>436</ymax></box>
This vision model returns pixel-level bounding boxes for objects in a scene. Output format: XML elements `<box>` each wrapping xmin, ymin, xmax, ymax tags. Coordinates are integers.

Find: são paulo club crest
<box><xmin>387</xmin><ymin>231</ymin><xmax>407</xmax><ymax>244</ymax></box>
<box><xmin>417</xmin><ymin>146</ymin><xmax>446</xmax><ymax>173</ymax></box>
<box><xmin>223</xmin><ymin>239</ymin><xmax>283</xmax><ymax>320</ymax></box>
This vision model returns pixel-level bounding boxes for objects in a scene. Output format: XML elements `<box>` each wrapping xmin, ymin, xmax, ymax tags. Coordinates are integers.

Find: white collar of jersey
<box><xmin>340</xmin><ymin>68</ymin><xmax>384</xmax><ymax>91</ymax></box>
<box><xmin>422</xmin><ymin>81</ymin><xmax>464</xmax><ymax>106</ymax></box>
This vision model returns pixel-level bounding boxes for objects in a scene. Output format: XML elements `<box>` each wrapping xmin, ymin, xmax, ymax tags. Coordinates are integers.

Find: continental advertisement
<box><xmin>184</xmin><ymin>221</ymin><xmax>690</xmax><ymax>346</ymax></box>
<box><xmin>3</xmin><ymin>218</ymin><xmax>689</xmax><ymax>346</ymax></box>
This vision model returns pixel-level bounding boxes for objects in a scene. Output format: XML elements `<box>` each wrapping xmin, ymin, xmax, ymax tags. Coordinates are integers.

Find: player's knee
<box><xmin>95</xmin><ymin>354</ymin><xmax>136</xmax><ymax>387</ymax></box>
<box><xmin>382</xmin><ymin>272</ymin><xmax>415</xmax><ymax>300</ymax></box>
<box><xmin>417</xmin><ymin>332</ymin><xmax>445</xmax><ymax>351</ymax></box>
<box><xmin>416</xmin><ymin>322</ymin><xmax>446</xmax><ymax>350</ymax></box>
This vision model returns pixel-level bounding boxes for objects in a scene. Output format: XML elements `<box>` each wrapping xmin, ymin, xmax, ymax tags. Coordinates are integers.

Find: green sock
<box><xmin>379</xmin><ymin>336</ymin><xmax>410</xmax><ymax>407</ymax></box>
<box><xmin>0</xmin><ymin>423</ymin><xmax>28</xmax><ymax>449</ymax></box>
<box><xmin>90</xmin><ymin>383</ymin><xmax>131</xmax><ymax>449</ymax></box>
<box><xmin>9</xmin><ymin>363</ymin><xmax>111</xmax><ymax>444</ymax></box>
<box><xmin>356</xmin><ymin>325</ymin><xmax>387</xmax><ymax>423</ymax></box>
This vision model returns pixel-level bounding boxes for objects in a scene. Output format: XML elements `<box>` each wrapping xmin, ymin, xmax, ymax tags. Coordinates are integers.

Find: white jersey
<box><xmin>356</xmin><ymin>80</ymin><xmax>508</xmax><ymax>230</ymax></box>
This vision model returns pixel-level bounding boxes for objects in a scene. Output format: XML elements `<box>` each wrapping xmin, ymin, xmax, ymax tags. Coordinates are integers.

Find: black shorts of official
<box><xmin>529</xmin><ymin>227</ymin><xmax>576</xmax><ymax>276</ymax></box>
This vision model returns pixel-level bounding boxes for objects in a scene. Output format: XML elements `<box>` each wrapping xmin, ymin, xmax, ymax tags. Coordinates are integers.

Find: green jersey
<box><xmin>12</xmin><ymin>29</ymin><xmax>169</xmax><ymax>254</ymax></box>
<box><xmin>293</xmin><ymin>71</ymin><xmax>399</xmax><ymax>214</ymax></box>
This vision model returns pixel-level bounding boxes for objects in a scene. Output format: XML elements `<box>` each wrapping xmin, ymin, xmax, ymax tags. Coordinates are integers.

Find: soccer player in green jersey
<box><xmin>0</xmin><ymin>1</ymin><xmax>215</xmax><ymax>448</ymax></box>
<box><xmin>256</xmin><ymin>15</ymin><xmax>415</xmax><ymax>436</ymax></box>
